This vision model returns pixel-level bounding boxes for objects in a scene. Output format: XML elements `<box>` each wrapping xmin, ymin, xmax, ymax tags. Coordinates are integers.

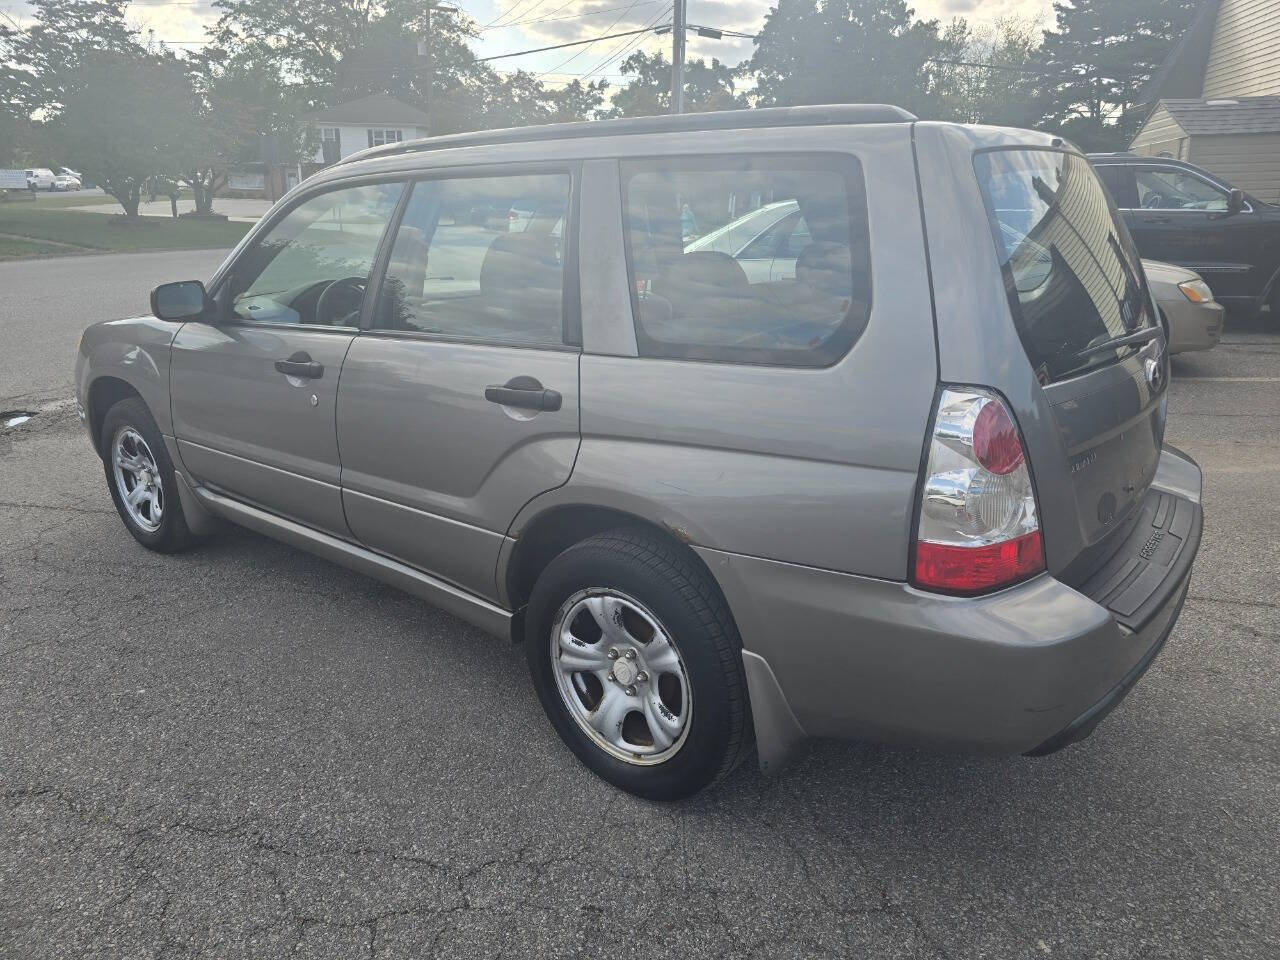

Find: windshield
<box><xmin>974</xmin><ymin>148</ymin><xmax>1154</xmax><ymax>384</ymax></box>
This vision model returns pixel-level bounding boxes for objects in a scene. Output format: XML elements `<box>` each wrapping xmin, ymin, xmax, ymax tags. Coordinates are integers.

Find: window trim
<box><xmin>1098</xmin><ymin>161</ymin><xmax>1253</xmax><ymax>213</ymax></box>
<box><xmin>367</xmin><ymin>128</ymin><xmax>404</xmax><ymax>148</ymax></box>
<box><xmin>208</xmin><ymin>177</ymin><xmax>408</xmax><ymax>333</ymax></box>
<box><xmin>618</xmin><ymin>151</ymin><xmax>872</xmax><ymax>369</ymax></box>
<box><xmin>318</xmin><ymin>127</ymin><xmax>342</xmax><ymax>164</ymax></box>
<box><xmin>358</xmin><ymin>160</ymin><xmax>583</xmax><ymax>353</ymax></box>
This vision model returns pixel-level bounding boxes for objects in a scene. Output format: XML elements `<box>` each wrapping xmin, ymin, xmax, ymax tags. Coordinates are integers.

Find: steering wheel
<box><xmin>1141</xmin><ymin>193</ymin><xmax>1165</xmax><ymax>209</ymax></box>
<box><xmin>315</xmin><ymin>276</ymin><xmax>366</xmax><ymax>326</ymax></box>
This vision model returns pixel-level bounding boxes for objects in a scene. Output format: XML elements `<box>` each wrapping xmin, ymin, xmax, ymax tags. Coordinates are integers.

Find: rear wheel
<box><xmin>101</xmin><ymin>397</ymin><xmax>203</xmax><ymax>553</ymax></box>
<box><xmin>526</xmin><ymin>528</ymin><xmax>751</xmax><ymax>800</ymax></box>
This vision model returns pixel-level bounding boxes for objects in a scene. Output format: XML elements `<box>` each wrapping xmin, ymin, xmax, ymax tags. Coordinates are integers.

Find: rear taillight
<box><xmin>912</xmin><ymin>387</ymin><xmax>1044</xmax><ymax>594</ymax></box>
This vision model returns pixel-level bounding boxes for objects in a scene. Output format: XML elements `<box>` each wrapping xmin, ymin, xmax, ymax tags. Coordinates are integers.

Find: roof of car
<box><xmin>1087</xmin><ymin>152</ymin><xmax>1194</xmax><ymax>166</ymax></box>
<box><xmin>336</xmin><ymin>104</ymin><xmax>918</xmax><ymax>168</ymax></box>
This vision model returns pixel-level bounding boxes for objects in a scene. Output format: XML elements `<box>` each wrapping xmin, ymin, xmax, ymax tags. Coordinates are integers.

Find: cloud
<box><xmin>15</xmin><ymin>0</ymin><xmax>1052</xmax><ymax>85</ymax></box>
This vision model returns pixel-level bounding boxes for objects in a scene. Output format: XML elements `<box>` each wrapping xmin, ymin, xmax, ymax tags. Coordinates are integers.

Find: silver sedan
<box><xmin>1143</xmin><ymin>259</ymin><xmax>1224</xmax><ymax>354</ymax></box>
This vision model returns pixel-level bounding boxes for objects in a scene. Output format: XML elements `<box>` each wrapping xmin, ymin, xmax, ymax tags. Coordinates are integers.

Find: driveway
<box><xmin>57</xmin><ymin>188</ymin><xmax>272</xmax><ymax>223</ymax></box>
<box><xmin>0</xmin><ymin>248</ymin><xmax>230</xmax><ymax>406</ymax></box>
<box><xmin>1</xmin><ymin>251</ymin><xmax>1278</xmax><ymax>958</ymax></box>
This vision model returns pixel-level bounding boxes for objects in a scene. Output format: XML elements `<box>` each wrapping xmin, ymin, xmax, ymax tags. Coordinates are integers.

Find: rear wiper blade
<box><xmin>1069</xmin><ymin>326</ymin><xmax>1162</xmax><ymax>361</ymax></box>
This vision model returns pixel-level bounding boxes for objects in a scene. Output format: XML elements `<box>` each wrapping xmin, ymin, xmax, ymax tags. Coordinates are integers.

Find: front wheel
<box><xmin>101</xmin><ymin>397</ymin><xmax>204</xmax><ymax>553</ymax></box>
<box><xmin>526</xmin><ymin>528</ymin><xmax>751</xmax><ymax>800</ymax></box>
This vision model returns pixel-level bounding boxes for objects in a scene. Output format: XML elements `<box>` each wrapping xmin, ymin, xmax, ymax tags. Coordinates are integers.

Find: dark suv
<box><xmin>1090</xmin><ymin>153</ymin><xmax>1280</xmax><ymax>317</ymax></box>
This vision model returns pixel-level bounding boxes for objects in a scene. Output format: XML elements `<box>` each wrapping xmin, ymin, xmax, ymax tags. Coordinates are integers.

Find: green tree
<box><xmin>0</xmin><ymin>21</ymin><xmax>30</xmax><ymax>165</ymax></box>
<box><xmin>748</xmin><ymin>0</ymin><xmax>951</xmax><ymax>117</ymax></box>
<box><xmin>53</xmin><ymin>49</ymin><xmax>190</xmax><ymax>218</ymax></box>
<box><xmin>546</xmin><ymin>79</ymin><xmax>610</xmax><ymax>123</ymax></box>
<box><xmin>933</xmin><ymin>17</ymin><xmax>1042</xmax><ymax>126</ymax></box>
<box><xmin>177</xmin><ymin>55</ymin><xmax>308</xmax><ymax>215</ymax></box>
<box><xmin>1</xmin><ymin>0</ymin><xmax>138</xmax><ymax>116</ymax></box>
<box><xmin>210</xmin><ymin>0</ymin><xmax>488</xmax><ymax>130</ymax></box>
<box><xmin>607</xmin><ymin>50</ymin><xmax>747</xmax><ymax>118</ymax></box>
<box><xmin>1036</xmin><ymin>0</ymin><xmax>1200</xmax><ymax>149</ymax></box>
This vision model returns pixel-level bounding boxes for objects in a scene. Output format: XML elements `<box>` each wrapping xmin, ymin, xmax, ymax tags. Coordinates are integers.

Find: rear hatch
<box><xmin>971</xmin><ymin>146</ymin><xmax>1169</xmax><ymax>584</ymax></box>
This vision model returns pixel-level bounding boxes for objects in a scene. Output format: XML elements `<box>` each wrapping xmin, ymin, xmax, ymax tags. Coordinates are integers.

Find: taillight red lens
<box><xmin>914</xmin><ymin>531</ymin><xmax>1044</xmax><ymax>594</ymax></box>
<box><xmin>912</xmin><ymin>388</ymin><xmax>1044</xmax><ymax>595</ymax></box>
<box><xmin>972</xmin><ymin>399</ymin><xmax>1023</xmax><ymax>475</ymax></box>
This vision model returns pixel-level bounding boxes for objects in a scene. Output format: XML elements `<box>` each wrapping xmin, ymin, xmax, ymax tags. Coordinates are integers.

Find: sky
<box><xmin>3</xmin><ymin>0</ymin><xmax>1056</xmax><ymax>86</ymax></box>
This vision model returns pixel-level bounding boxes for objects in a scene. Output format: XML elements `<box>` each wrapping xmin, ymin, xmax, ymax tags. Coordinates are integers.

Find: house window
<box><xmin>367</xmin><ymin>128</ymin><xmax>404</xmax><ymax>148</ymax></box>
<box><xmin>319</xmin><ymin>128</ymin><xmax>341</xmax><ymax>165</ymax></box>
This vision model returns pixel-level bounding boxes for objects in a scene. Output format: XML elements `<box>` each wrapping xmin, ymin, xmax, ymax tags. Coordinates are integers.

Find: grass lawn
<box><xmin>0</xmin><ymin>201</ymin><xmax>250</xmax><ymax>259</ymax></box>
<box><xmin>0</xmin><ymin>235</ymin><xmax>74</xmax><ymax>258</ymax></box>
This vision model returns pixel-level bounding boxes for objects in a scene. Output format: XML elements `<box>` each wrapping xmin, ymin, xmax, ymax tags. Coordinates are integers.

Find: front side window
<box><xmin>368</xmin><ymin>128</ymin><xmax>404</xmax><ymax>148</ymax></box>
<box><xmin>372</xmin><ymin>173</ymin><xmax>570</xmax><ymax>345</ymax></box>
<box><xmin>975</xmin><ymin>148</ymin><xmax>1154</xmax><ymax>384</ymax></box>
<box><xmin>622</xmin><ymin>155</ymin><xmax>871</xmax><ymax>366</ymax></box>
<box><xmin>225</xmin><ymin>182</ymin><xmax>403</xmax><ymax>327</ymax></box>
<box><xmin>1135</xmin><ymin>167</ymin><xmax>1229</xmax><ymax>210</ymax></box>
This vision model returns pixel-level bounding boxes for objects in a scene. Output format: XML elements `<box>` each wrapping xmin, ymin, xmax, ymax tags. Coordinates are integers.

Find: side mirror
<box><xmin>1227</xmin><ymin>188</ymin><xmax>1246</xmax><ymax>215</ymax></box>
<box><xmin>151</xmin><ymin>280</ymin><xmax>210</xmax><ymax>322</ymax></box>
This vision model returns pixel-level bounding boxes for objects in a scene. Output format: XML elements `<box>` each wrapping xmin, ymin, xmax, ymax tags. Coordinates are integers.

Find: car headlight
<box><xmin>1178</xmin><ymin>279</ymin><xmax>1214</xmax><ymax>303</ymax></box>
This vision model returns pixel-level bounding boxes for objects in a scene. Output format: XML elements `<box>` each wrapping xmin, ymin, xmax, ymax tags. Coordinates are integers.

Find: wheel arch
<box><xmin>87</xmin><ymin>376</ymin><xmax>145</xmax><ymax>457</ymax></box>
<box><xmin>502</xmin><ymin>503</ymin><xmax>732</xmax><ymax>644</ymax></box>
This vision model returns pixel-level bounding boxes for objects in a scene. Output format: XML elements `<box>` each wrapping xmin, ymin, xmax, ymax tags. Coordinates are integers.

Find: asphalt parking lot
<box><xmin>2</xmin><ymin>250</ymin><xmax>1278</xmax><ymax>959</ymax></box>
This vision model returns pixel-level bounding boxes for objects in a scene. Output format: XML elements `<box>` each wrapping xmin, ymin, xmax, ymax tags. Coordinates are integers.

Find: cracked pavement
<box><xmin>2</xmin><ymin>250</ymin><xmax>1279</xmax><ymax>958</ymax></box>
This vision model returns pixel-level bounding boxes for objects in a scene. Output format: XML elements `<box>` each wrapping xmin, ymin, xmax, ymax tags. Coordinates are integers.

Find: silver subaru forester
<box><xmin>76</xmin><ymin>106</ymin><xmax>1203</xmax><ymax>799</ymax></box>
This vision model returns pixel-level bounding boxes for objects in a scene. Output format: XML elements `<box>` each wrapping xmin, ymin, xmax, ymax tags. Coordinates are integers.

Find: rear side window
<box><xmin>621</xmin><ymin>155</ymin><xmax>871</xmax><ymax>366</ymax></box>
<box><xmin>372</xmin><ymin>173</ymin><xmax>570</xmax><ymax>345</ymax></box>
<box><xmin>974</xmin><ymin>148</ymin><xmax>1154</xmax><ymax>384</ymax></box>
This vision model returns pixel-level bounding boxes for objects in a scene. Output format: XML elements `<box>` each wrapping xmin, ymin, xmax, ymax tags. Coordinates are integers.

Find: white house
<box><xmin>302</xmin><ymin>94</ymin><xmax>432</xmax><ymax>165</ymax></box>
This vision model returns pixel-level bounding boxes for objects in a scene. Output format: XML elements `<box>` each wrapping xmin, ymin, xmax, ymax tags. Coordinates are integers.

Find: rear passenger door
<box><xmin>571</xmin><ymin>144</ymin><xmax>937</xmax><ymax>584</ymax></box>
<box><xmin>335</xmin><ymin>167</ymin><xmax>581</xmax><ymax>601</ymax></box>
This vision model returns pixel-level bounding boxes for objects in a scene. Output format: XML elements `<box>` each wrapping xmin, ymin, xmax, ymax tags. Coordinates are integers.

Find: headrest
<box><xmin>663</xmin><ymin>251</ymin><xmax>749</xmax><ymax>296</ymax></box>
<box><xmin>479</xmin><ymin>233</ymin><xmax>561</xmax><ymax>295</ymax></box>
<box><xmin>795</xmin><ymin>241</ymin><xmax>853</xmax><ymax>294</ymax></box>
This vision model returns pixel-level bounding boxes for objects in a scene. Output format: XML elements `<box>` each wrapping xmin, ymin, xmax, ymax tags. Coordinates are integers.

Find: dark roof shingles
<box><xmin>303</xmin><ymin>94</ymin><xmax>430</xmax><ymax>126</ymax></box>
<box><xmin>1159</xmin><ymin>97</ymin><xmax>1280</xmax><ymax>135</ymax></box>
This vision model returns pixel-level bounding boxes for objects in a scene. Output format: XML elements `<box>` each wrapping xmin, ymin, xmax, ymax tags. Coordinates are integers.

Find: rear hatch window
<box><xmin>972</xmin><ymin>146</ymin><xmax>1169</xmax><ymax>577</ymax></box>
<box><xmin>974</xmin><ymin>149</ymin><xmax>1155</xmax><ymax>385</ymax></box>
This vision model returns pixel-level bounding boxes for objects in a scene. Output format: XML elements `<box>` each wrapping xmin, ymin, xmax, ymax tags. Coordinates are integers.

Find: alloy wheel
<box><xmin>111</xmin><ymin>426</ymin><xmax>164</xmax><ymax>532</ymax></box>
<box><xmin>549</xmin><ymin>589</ymin><xmax>692</xmax><ymax>765</ymax></box>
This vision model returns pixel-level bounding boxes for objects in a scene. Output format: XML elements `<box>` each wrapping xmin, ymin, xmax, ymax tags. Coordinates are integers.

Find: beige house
<box><xmin>1131</xmin><ymin>0</ymin><xmax>1280</xmax><ymax>202</ymax></box>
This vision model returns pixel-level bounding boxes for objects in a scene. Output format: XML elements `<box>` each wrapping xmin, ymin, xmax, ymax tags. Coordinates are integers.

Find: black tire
<box><xmin>526</xmin><ymin>527</ymin><xmax>752</xmax><ymax>800</ymax></box>
<box><xmin>100</xmin><ymin>396</ymin><xmax>203</xmax><ymax>553</ymax></box>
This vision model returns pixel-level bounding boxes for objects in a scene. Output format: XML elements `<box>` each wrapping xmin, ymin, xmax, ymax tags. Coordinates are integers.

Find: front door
<box><xmin>336</xmin><ymin>170</ymin><xmax>581</xmax><ymax>601</ymax></box>
<box><xmin>170</xmin><ymin>181</ymin><xmax>404</xmax><ymax>536</ymax></box>
<box><xmin>1126</xmin><ymin>163</ymin><xmax>1268</xmax><ymax>304</ymax></box>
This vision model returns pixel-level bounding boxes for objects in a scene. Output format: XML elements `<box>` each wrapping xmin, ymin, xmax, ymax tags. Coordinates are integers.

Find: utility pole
<box><xmin>419</xmin><ymin>1</ymin><xmax>457</xmax><ymax>136</ymax></box>
<box><xmin>670</xmin><ymin>0</ymin><xmax>686</xmax><ymax>114</ymax></box>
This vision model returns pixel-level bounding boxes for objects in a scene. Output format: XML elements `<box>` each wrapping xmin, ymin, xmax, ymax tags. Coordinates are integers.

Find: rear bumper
<box><xmin>699</xmin><ymin>445</ymin><xmax>1203</xmax><ymax>774</ymax></box>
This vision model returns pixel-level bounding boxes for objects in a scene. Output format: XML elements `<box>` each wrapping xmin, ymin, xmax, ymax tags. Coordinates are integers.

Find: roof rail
<box><xmin>335</xmin><ymin>104</ymin><xmax>917</xmax><ymax>168</ymax></box>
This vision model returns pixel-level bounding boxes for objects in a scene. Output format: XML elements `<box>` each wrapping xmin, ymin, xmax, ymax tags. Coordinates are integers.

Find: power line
<box><xmin>482</xmin><ymin>0</ymin><xmax>546</xmax><ymax>30</ymax></box>
<box><xmin>484</xmin><ymin>0</ymin><xmax>666</xmax><ymax>31</ymax></box>
<box><xmin>479</xmin><ymin>0</ymin><xmax>577</xmax><ymax>31</ymax></box>
<box><xmin>579</xmin><ymin>6</ymin><xmax>670</xmax><ymax>81</ymax></box>
<box><xmin>536</xmin><ymin>0</ymin><xmax>650</xmax><ymax>75</ymax></box>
